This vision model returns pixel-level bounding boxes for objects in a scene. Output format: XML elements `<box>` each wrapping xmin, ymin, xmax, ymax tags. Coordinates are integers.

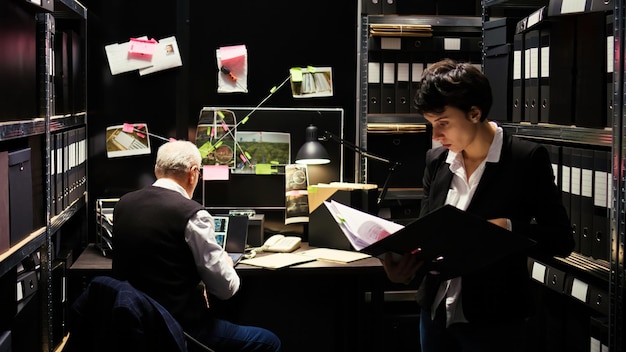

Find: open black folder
<box><xmin>324</xmin><ymin>200</ymin><xmax>536</xmax><ymax>279</ymax></box>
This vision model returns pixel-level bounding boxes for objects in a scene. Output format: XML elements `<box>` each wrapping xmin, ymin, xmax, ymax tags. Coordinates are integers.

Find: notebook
<box><xmin>213</xmin><ymin>214</ymin><xmax>249</xmax><ymax>264</ymax></box>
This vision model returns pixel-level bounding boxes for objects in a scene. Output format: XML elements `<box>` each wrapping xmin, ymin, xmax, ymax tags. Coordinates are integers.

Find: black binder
<box><xmin>367</xmin><ymin>50</ymin><xmax>382</xmax><ymax>114</ymax></box>
<box><xmin>592</xmin><ymin>149</ymin><xmax>611</xmax><ymax>261</ymax></box>
<box><xmin>579</xmin><ymin>148</ymin><xmax>594</xmax><ymax>256</ymax></box>
<box><xmin>381</xmin><ymin>53</ymin><xmax>396</xmax><ymax>114</ymax></box>
<box><xmin>409</xmin><ymin>57</ymin><xmax>424</xmax><ymax>114</ymax></box>
<box><xmin>484</xmin><ymin>44</ymin><xmax>512</xmax><ymax>121</ymax></box>
<box><xmin>606</xmin><ymin>13</ymin><xmax>614</xmax><ymax>128</ymax></box>
<box><xmin>359</xmin><ymin>205</ymin><xmax>536</xmax><ymax>280</ymax></box>
<box><xmin>569</xmin><ymin>147</ymin><xmax>582</xmax><ymax>253</ymax></box>
<box><xmin>541</xmin><ymin>16</ymin><xmax>576</xmax><ymax>125</ymax></box>
<box><xmin>382</xmin><ymin>0</ymin><xmax>396</xmax><ymax>14</ymax></box>
<box><xmin>395</xmin><ymin>58</ymin><xmax>411</xmax><ymax>113</ymax></box>
<box><xmin>574</xmin><ymin>12</ymin><xmax>606</xmax><ymax>128</ymax></box>
<box><xmin>512</xmin><ymin>33</ymin><xmax>525</xmax><ymax>123</ymax></box>
<box><xmin>8</xmin><ymin>148</ymin><xmax>33</xmax><ymax>246</ymax></box>
<box><xmin>524</xmin><ymin>30</ymin><xmax>540</xmax><ymax>124</ymax></box>
<box><xmin>561</xmin><ymin>146</ymin><xmax>573</xmax><ymax>249</ymax></box>
<box><xmin>361</xmin><ymin>0</ymin><xmax>382</xmax><ymax>14</ymax></box>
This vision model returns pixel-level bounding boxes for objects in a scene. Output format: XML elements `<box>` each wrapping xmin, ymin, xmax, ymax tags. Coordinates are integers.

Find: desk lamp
<box><xmin>295</xmin><ymin>125</ymin><xmax>331</xmax><ymax>165</ymax></box>
<box><xmin>295</xmin><ymin>125</ymin><xmax>400</xmax><ymax>206</ymax></box>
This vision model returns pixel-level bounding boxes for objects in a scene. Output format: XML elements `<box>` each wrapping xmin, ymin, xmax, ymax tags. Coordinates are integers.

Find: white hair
<box><xmin>155</xmin><ymin>140</ymin><xmax>201</xmax><ymax>175</ymax></box>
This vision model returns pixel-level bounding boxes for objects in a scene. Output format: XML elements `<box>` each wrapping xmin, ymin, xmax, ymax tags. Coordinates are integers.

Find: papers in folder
<box><xmin>324</xmin><ymin>200</ymin><xmax>536</xmax><ymax>279</ymax></box>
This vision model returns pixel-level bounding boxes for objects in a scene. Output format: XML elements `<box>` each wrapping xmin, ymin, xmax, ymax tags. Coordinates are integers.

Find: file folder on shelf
<box><xmin>548</xmin><ymin>0</ymin><xmax>614</xmax><ymax>15</ymax></box>
<box><xmin>8</xmin><ymin>148</ymin><xmax>33</xmax><ymax>246</ymax></box>
<box><xmin>569</xmin><ymin>147</ymin><xmax>582</xmax><ymax>253</ymax></box>
<box><xmin>381</xmin><ymin>53</ymin><xmax>396</xmax><ymax>114</ymax></box>
<box><xmin>0</xmin><ymin>152</ymin><xmax>8</xmax><ymax>254</ymax></box>
<box><xmin>512</xmin><ymin>33</ymin><xmax>525</xmax><ymax>123</ymax></box>
<box><xmin>361</xmin><ymin>0</ymin><xmax>382</xmax><ymax>15</ymax></box>
<box><xmin>367</xmin><ymin>51</ymin><xmax>382</xmax><ymax>114</ymax></box>
<box><xmin>606</xmin><ymin>13</ymin><xmax>614</xmax><ymax>128</ymax></box>
<box><xmin>579</xmin><ymin>148</ymin><xmax>594</xmax><ymax>257</ymax></box>
<box><xmin>395</xmin><ymin>61</ymin><xmax>411</xmax><ymax>113</ymax></box>
<box><xmin>326</xmin><ymin>201</ymin><xmax>535</xmax><ymax>280</ymax></box>
<box><xmin>574</xmin><ymin>12</ymin><xmax>607</xmax><ymax>128</ymax></box>
<box><xmin>539</xmin><ymin>16</ymin><xmax>576</xmax><ymax>125</ymax></box>
<box><xmin>381</xmin><ymin>0</ymin><xmax>396</xmax><ymax>14</ymax></box>
<box><xmin>592</xmin><ymin>149</ymin><xmax>610</xmax><ymax>261</ymax></box>
<box><xmin>409</xmin><ymin>58</ymin><xmax>424</xmax><ymax>114</ymax></box>
<box><xmin>561</xmin><ymin>146</ymin><xmax>572</xmax><ymax>247</ymax></box>
<box><xmin>484</xmin><ymin>44</ymin><xmax>512</xmax><ymax>121</ymax></box>
<box><xmin>524</xmin><ymin>30</ymin><xmax>540</xmax><ymax>124</ymax></box>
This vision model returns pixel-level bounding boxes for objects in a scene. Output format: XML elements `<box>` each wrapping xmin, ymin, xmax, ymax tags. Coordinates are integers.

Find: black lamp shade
<box><xmin>295</xmin><ymin>125</ymin><xmax>330</xmax><ymax>165</ymax></box>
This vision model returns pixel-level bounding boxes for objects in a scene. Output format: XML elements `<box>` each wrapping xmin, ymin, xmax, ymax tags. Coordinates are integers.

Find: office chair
<box><xmin>68</xmin><ymin>275</ymin><xmax>216</xmax><ymax>352</ymax></box>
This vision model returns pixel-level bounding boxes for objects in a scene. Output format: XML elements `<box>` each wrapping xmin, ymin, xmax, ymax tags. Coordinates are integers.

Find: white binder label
<box><xmin>571</xmin><ymin>278</ymin><xmax>588</xmax><ymax>302</ymax></box>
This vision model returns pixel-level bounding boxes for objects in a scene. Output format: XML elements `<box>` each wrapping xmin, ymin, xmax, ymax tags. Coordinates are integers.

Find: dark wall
<box><xmin>83</xmin><ymin>0</ymin><xmax>358</xmax><ymax>239</ymax></box>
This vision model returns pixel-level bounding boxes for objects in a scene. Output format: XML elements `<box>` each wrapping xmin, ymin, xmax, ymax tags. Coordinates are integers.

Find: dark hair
<box><xmin>413</xmin><ymin>59</ymin><xmax>492</xmax><ymax>121</ymax></box>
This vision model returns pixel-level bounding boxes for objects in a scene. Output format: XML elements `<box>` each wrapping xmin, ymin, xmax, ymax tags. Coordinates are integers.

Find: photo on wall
<box><xmin>105</xmin><ymin>123</ymin><xmax>151</xmax><ymax>158</ymax></box>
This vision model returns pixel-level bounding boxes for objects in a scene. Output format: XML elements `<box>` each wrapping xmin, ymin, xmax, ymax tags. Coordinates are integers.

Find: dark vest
<box><xmin>112</xmin><ymin>185</ymin><xmax>206</xmax><ymax>328</ymax></box>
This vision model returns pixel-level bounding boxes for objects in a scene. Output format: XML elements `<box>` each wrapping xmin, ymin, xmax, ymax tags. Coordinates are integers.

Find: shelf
<box><xmin>54</xmin><ymin>0</ymin><xmax>87</xmax><ymax>19</ymax></box>
<box><xmin>0</xmin><ymin>227</ymin><xmax>46</xmax><ymax>278</ymax></box>
<box><xmin>0</xmin><ymin>113</ymin><xmax>85</xmax><ymax>142</ymax></box>
<box><xmin>367</xmin><ymin>114</ymin><xmax>427</xmax><ymax>125</ymax></box>
<box><xmin>50</xmin><ymin>193</ymin><xmax>86</xmax><ymax>235</ymax></box>
<box><xmin>484</xmin><ymin>0</ymin><xmax>547</xmax><ymax>8</ymax></box>
<box><xmin>50</xmin><ymin>113</ymin><xmax>87</xmax><ymax>133</ymax></box>
<box><xmin>368</xmin><ymin>15</ymin><xmax>483</xmax><ymax>28</ymax></box>
<box><xmin>501</xmin><ymin>122</ymin><xmax>613</xmax><ymax>148</ymax></box>
<box><xmin>0</xmin><ymin>193</ymin><xmax>85</xmax><ymax>278</ymax></box>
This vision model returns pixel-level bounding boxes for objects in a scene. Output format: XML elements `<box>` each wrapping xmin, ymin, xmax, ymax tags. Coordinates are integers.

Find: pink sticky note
<box><xmin>239</xmin><ymin>153</ymin><xmax>248</xmax><ymax>163</ymax></box>
<box><xmin>221</xmin><ymin>121</ymin><xmax>229</xmax><ymax>131</ymax></box>
<box><xmin>122</xmin><ymin>123</ymin><xmax>134</xmax><ymax>133</ymax></box>
<box><xmin>203</xmin><ymin>165</ymin><xmax>229</xmax><ymax>181</ymax></box>
<box><xmin>128</xmin><ymin>38</ymin><xmax>158</xmax><ymax>59</ymax></box>
<box><xmin>219</xmin><ymin>44</ymin><xmax>246</xmax><ymax>68</ymax></box>
<box><xmin>169</xmin><ymin>137</ymin><xmax>177</xmax><ymax>142</ymax></box>
<box><xmin>135</xmin><ymin>132</ymin><xmax>146</xmax><ymax>139</ymax></box>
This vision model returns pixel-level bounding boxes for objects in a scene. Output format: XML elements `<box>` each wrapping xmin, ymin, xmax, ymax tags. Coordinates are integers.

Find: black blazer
<box><xmin>417</xmin><ymin>130</ymin><xmax>574</xmax><ymax>323</ymax></box>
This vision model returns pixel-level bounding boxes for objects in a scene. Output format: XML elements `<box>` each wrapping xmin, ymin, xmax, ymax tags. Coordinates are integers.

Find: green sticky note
<box><xmin>255</xmin><ymin>163</ymin><xmax>273</xmax><ymax>175</ymax></box>
<box><xmin>290</xmin><ymin>67</ymin><xmax>303</xmax><ymax>82</ymax></box>
<box><xmin>198</xmin><ymin>141</ymin><xmax>214</xmax><ymax>157</ymax></box>
<box><xmin>217</xmin><ymin>110</ymin><xmax>225</xmax><ymax>119</ymax></box>
<box><xmin>306</xmin><ymin>65</ymin><xmax>316</xmax><ymax>73</ymax></box>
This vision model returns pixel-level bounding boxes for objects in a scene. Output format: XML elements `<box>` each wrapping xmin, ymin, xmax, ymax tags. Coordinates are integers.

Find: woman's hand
<box><xmin>381</xmin><ymin>252</ymin><xmax>423</xmax><ymax>284</ymax></box>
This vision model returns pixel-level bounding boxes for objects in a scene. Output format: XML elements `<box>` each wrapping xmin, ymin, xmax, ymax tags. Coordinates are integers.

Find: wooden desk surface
<box><xmin>70</xmin><ymin>242</ymin><xmax>384</xmax><ymax>272</ymax></box>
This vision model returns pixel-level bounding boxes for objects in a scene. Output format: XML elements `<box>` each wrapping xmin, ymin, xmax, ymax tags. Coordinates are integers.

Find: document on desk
<box><xmin>296</xmin><ymin>248</ymin><xmax>371</xmax><ymax>263</ymax></box>
<box><xmin>325</xmin><ymin>200</ymin><xmax>536</xmax><ymax>279</ymax></box>
<box><xmin>240</xmin><ymin>253</ymin><xmax>316</xmax><ymax>270</ymax></box>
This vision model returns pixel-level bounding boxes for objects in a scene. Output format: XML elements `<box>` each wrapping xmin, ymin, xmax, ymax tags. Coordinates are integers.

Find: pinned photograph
<box><xmin>106</xmin><ymin>123</ymin><xmax>151</xmax><ymax>158</ymax></box>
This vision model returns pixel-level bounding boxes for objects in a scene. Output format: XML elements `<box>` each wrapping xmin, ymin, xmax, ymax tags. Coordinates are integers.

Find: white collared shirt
<box><xmin>430</xmin><ymin>122</ymin><xmax>503</xmax><ymax>325</ymax></box>
<box><xmin>153</xmin><ymin>178</ymin><xmax>240</xmax><ymax>300</ymax></box>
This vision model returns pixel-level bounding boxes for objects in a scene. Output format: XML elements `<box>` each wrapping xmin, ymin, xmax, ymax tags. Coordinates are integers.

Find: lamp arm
<box><xmin>322</xmin><ymin>130</ymin><xmax>400</xmax><ymax>206</ymax></box>
<box><xmin>321</xmin><ymin>130</ymin><xmax>392</xmax><ymax>165</ymax></box>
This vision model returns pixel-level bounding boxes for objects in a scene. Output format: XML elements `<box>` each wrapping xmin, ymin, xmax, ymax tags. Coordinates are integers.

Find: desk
<box><xmin>68</xmin><ymin>243</ymin><xmax>417</xmax><ymax>352</ymax></box>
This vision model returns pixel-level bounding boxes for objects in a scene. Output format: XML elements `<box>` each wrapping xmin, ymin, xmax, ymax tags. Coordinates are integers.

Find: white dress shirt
<box><xmin>430</xmin><ymin>122</ymin><xmax>503</xmax><ymax>326</ymax></box>
<box><xmin>153</xmin><ymin>178</ymin><xmax>240</xmax><ymax>300</ymax></box>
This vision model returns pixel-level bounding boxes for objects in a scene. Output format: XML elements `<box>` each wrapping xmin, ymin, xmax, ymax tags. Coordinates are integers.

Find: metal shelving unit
<box><xmin>482</xmin><ymin>0</ymin><xmax>624</xmax><ymax>351</ymax></box>
<box><xmin>0</xmin><ymin>0</ymin><xmax>87</xmax><ymax>350</ymax></box>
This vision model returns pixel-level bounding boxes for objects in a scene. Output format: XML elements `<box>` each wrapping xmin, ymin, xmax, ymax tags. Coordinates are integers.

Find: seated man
<box><xmin>112</xmin><ymin>140</ymin><xmax>281</xmax><ymax>352</ymax></box>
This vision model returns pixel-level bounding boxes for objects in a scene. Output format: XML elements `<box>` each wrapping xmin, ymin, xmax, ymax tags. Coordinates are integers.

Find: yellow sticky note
<box><xmin>290</xmin><ymin>67</ymin><xmax>303</xmax><ymax>82</ymax></box>
<box><xmin>255</xmin><ymin>164</ymin><xmax>273</xmax><ymax>175</ymax></box>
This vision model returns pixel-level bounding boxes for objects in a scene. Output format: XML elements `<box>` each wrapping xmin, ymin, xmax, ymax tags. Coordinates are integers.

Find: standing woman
<box><xmin>381</xmin><ymin>59</ymin><xmax>574</xmax><ymax>352</ymax></box>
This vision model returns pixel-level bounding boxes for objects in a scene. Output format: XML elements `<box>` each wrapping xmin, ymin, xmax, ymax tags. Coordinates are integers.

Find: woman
<box><xmin>381</xmin><ymin>59</ymin><xmax>574</xmax><ymax>352</ymax></box>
